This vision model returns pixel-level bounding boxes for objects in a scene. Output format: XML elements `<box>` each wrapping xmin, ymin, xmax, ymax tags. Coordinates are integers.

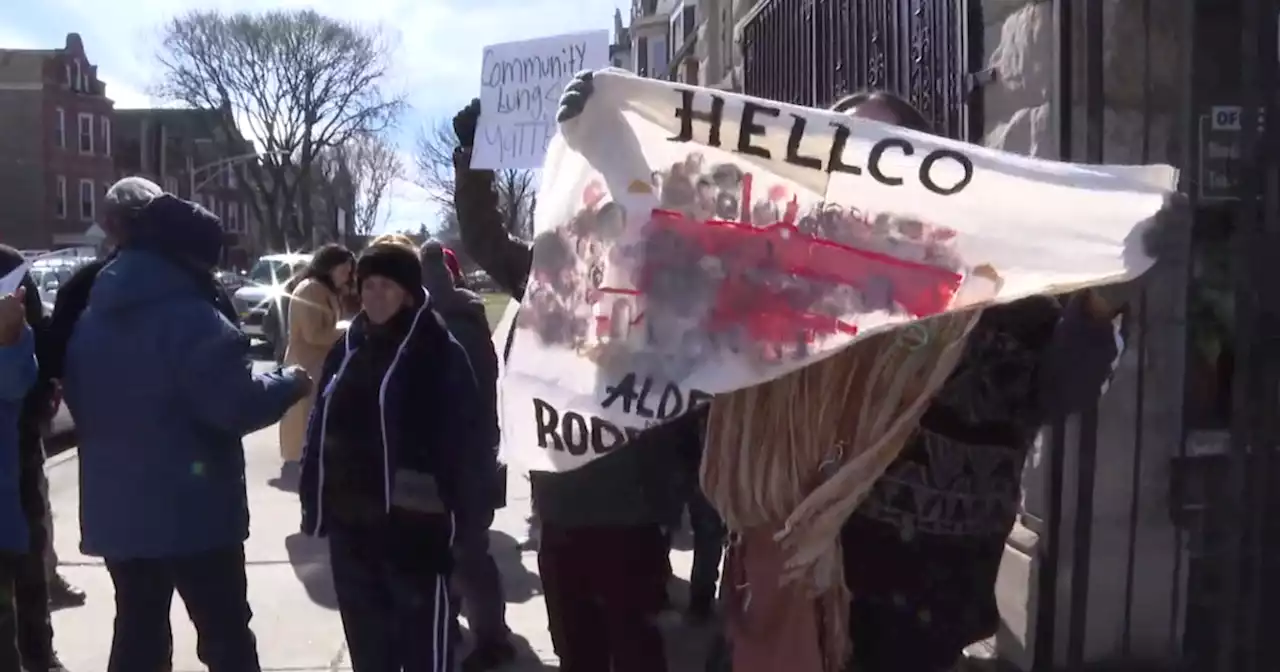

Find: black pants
<box><xmin>0</xmin><ymin>552</ymin><xmax>23</xmax><ymax>672</ymax></box>
<box><xmin>104</xmin><ymin>545</ymin><xmax>259</xmax><ymax>672</ymax></box>
<box><xmin>451</xmin><ymin>508</ymin><xmax>507</xmax><ymax>645</ymax></box>
<box><xmin>15</xmin><ymin>463</ymin><xmax>53</xmax><ymax>668</ymax></box>
<box><xmin>329</xmin><ymin>527</ymin><xmax>454</xmax><ymax>672</ymax></box>
<box><xmin>537</xmin><ymin>523</ymin><xmax>669</xmax><ymax>672</ymax></box>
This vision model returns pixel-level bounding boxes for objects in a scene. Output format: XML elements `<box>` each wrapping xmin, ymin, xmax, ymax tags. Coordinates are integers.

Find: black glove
<box><xmin>1142</xmin><ymin>191</ymin><xmax>1189</xmax><ymax>262</ymax></box>
<box><xmin>453</xmin><ymin>98</ymin><xmax>481</xmax><ymax>149</ymax></box>
<box><xmin>555</xmin><ymin>70</ymin><xmax>595</xmax><ymax>123</ymax></box>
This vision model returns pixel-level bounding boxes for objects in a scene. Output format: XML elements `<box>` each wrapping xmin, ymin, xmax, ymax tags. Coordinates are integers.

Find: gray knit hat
<box><xmin>103</xmin><ymin>176</ymin><xmax>163</xmax><ymax>238</ymax></box>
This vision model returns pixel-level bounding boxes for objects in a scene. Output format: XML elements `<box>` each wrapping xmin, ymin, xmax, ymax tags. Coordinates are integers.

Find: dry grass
<box><xmin>481</xmin><ymin>292</ymin><xmax>511</xmax><ymax>329</ymax></box>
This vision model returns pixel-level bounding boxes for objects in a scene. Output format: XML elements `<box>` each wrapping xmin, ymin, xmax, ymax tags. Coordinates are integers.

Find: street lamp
<box><xmin>188</xmin><ymin>149</ymin><xmax>290</xmax><ymax>196</ymax></box>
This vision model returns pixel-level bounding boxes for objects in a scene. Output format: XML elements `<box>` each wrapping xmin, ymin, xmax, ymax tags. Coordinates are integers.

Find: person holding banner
<box><xmin>453</xmin><ymin>91</ymin><xmax>688</xmax><ymax>672</ymax></box>
<box><xmin>419</xmin><ymin>240</ymin><xmax>516</xmax><ymax>670</ymax></box>
<box><xmin>299</xmin><ymin>241</ymin><xmax>496</xmax><ymax>672</ymax></box>
<box><xmin>518</xmin><ymin>73</ymin><xmax>1183</xmax><ymax>672</ymax></box>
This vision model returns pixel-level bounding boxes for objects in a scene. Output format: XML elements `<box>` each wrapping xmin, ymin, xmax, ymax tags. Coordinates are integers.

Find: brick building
<box><xmin>113</xmin><ymin>107</ymin><xmax>258</xmax><ymax>268</ymax></box>
<box><xmin>0</xmin><ymin>33</ymin><xmax>117</xmax><ymax>250</ymax></box>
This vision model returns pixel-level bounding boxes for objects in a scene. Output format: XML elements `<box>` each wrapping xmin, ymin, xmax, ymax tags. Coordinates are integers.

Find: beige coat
<box><xmin>278</xmin><ymin>278</ymin><xmax>343</xmax><ymax>462</ymax></box>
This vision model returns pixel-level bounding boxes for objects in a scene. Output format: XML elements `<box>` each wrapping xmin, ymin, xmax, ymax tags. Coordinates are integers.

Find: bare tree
<box><xmin>413</xmin><ymin>118</ymin><xmax>537</xmax><ymax>241</ymax></box>
<box><xmin>154</xmin><ymin>9</ymin><xmax>406</xmax><ymax>249</ymax></box>
<box><xmin>326</xmin><ymin>132</ymin><xmax>403</xmax><ymax>236</ymax></box>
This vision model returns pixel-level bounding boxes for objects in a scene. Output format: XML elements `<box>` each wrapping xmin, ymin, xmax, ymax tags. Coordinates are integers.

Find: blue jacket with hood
<box><xmin>0</xmin><ymin>325</ymin><xmax>36</xmax><ymax>554</ymax></box>
<box><xmin>299</xmin><ymin>297</ymin><xmax>496</xmax><ymax>551</ymax></box>
<box><xmin>64</xmin><ymin>197</ymin><xmax>306</xmax><ymax>560</ymax></box>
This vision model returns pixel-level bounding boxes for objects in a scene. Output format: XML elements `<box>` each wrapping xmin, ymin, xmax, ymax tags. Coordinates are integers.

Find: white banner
<box><xmin>472</xmin><ymin>30</ymin><xmax>610</xmax><ymax>171</ymax></box>
<box><xmin>500</xmin><ymin>69</ymin><xmax>1177</xmax><ymax>473</ymax></box>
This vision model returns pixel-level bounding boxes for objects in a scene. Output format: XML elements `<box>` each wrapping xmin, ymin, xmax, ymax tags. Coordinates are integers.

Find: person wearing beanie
<box><xmin>62</xmin><ymin>193</ymin><xmax>313</xmax><ymax>672</ymax></box>
<box><xmin>420</xmin><ymin>240</ymin><xmax>513</xmax><ymax>670</ymax></box>
<box><xmin>299</xmin><ymin>242</ymin><xmax>496</xmax><ymax>672</ymax></box>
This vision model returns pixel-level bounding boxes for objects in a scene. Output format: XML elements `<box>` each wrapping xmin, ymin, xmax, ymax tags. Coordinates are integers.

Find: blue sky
<box><xmin>0</xmin><ymin>0</ymin><xmax>627</xmax><ymax>233</ymax></box>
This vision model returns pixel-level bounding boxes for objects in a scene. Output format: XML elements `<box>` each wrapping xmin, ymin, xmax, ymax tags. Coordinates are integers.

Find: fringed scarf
<box><xmin>702</xmin><ymin>308</ymin><xmax>981</xmax><ymax>671</ymax></box>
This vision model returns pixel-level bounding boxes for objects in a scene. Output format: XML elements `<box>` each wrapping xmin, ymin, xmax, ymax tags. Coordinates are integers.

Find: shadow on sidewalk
<box><xmin>490</xmin><ymin>530</ymin><xmax>541</xmax><ymax>604</ymax></box>
<box><xmin>284</xmin><ymin>532</ymin><xmax>338</xmax><ymax>609</ymax></box>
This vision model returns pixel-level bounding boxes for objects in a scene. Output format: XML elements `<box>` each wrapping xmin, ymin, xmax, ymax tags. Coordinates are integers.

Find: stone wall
<box><xmin>978</xmin><ymin>0</ymin><xmax>1192</xmax><ymax>668</ymax></box>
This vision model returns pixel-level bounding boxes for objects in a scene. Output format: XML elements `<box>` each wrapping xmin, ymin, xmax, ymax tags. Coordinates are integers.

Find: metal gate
<box><xmin>1039</xmin><ymin>0</ymin><xmax>1280</xmax><ymax>670</ymax></box>
<box><xmin>740</xmin><ymin>0</ymin><xmax>984</xmax><ymax>142</ymax></box>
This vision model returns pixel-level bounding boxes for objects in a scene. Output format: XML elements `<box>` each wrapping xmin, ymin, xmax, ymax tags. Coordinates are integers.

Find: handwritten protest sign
<box><xmin>498</xmin><ymin>69</ymin><xmax>1178</xmax><ymax>473</ymax></box>
<box><xmin>472</xmin><ymin>30</ymin><xmax>609</xmax><ymax>171</ymax></box>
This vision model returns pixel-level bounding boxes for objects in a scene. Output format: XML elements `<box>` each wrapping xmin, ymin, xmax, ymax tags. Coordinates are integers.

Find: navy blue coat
<box><xmin>0</xmin><ymin>326</ymin><xmax>36</xmax><ymax>554</ymax></box>
<box><xmin>299</xmin><ymin>298</ymin><xmax>496</xmax><ymax>542</ymax></box>
<box><xmin>64</xmin><ymin>250</ymin><xmax>307</xmax><ymax>559</ymax></box>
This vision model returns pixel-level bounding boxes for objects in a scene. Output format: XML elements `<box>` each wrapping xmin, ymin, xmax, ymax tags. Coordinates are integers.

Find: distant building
<box><xmin>113</xmin><ymin>107</ymin><xmax>258</xmax><ymax>268</ymax></box>
<box><xmin>611</xmin><ymin>0</ymin><xmax>747</xmax><ymax>89</ymax></box>
<box><xmin>0</xmin><ymin>33</ymin><xmax>118</xmax><ymax>250</ymax></box>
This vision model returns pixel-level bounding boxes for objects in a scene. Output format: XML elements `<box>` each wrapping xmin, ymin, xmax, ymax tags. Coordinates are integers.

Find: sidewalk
<box><xmin>44</xmin><ymin>424</ymin><xmax>715</xmax><ymax>671</ymax></box>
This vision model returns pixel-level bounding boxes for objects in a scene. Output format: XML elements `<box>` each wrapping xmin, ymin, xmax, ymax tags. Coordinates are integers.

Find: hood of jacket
<box><xmin>88</xmin><ymin>249</ymin><xmax>214</xmax><ymax>316</ymax></box>
<box><xmin>422</xmin><ymin>257</ymin><xmax>486</xmax><ymax>319</ymax></box>
<box><xmin>125</xmin><ymin>194</ymin><xmax>224</xmax><ymax>270</ymax></box>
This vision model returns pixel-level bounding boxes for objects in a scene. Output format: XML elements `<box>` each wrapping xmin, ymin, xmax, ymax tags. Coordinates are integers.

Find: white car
<box><xmin>232</xmin><ymin>253</ymin><xmax>312</xmax><ymax>361</ymax></box>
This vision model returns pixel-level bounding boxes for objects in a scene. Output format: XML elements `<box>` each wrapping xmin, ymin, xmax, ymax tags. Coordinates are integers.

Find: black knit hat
<box><xmin>357</xmin><ymin>243</ymin><xmax>425</xmax><ymax>303</ymax></box>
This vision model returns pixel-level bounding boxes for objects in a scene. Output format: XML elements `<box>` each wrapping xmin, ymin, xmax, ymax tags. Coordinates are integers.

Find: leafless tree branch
<box><xmin>153</xmin><ymin>9</ymin><xmax>406</xmax><ymax>250</ymax></box>
<box><xmin>413</xmin><ymin>118</ymin><xmax>536</xmax><ymax>240</ymax></box>
<box><xmin>325</xmin><ymin>132</ymin><xmax>403</xmax><ymax>236</ymax></box>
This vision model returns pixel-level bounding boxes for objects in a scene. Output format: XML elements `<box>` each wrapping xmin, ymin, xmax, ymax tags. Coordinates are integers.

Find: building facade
<box><xmin>113</xmin><ymin>108</ymin><xmax>258</xmax><ymax>267</ymax></box>
<box><xmin>734</xmin><ymin>0</ymin><xmax>1276</xmax><ymax>670</ymax></box>
<box><xmin>0</xmin><ymin>33</ymin><xmax>117</xmax><ymax>250</ymax></box>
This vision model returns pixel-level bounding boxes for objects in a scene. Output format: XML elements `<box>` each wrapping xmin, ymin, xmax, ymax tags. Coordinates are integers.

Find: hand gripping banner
<box><xmin>498</xmin><ymin>69</ymin><xmax>1177</xmax><ymax>473</ymax></box>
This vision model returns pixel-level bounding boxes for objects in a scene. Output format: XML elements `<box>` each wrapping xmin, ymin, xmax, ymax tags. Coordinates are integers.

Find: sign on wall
<box><xmin>1198</xmin><ymin>104</ymin><xmax>1268</xmax><ymax>201</ymax></box>
<box><xmin>472</xmin><ymin>30</ymin><xmax>610</xmax><ymax>171</ymax></box>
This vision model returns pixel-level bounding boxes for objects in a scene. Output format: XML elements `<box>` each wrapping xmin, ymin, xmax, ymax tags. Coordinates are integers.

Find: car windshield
<box><xmin>247</xmin><ymin>260</ymin><xmax>290</xmax><ymax>286</ymax></box>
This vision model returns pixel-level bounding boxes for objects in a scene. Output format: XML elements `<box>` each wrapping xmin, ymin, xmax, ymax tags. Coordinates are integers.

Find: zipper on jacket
<box><xmin>376</xmin><ymin>300</ymin><xmax>432</xmax><ymax>512</ymax></box>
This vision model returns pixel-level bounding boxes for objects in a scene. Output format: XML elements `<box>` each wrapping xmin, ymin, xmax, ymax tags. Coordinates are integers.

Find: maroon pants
<box><xmin>537</xmin><ymin>523</ymin><xmax>669</xmax><ymax>672</ymax></box>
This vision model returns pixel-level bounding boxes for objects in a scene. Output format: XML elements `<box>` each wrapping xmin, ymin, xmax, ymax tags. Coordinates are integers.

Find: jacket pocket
<box><xmin>390</xmin><ymin>468</ymin><xmax>445</xmax><ymax>514</ymax></box>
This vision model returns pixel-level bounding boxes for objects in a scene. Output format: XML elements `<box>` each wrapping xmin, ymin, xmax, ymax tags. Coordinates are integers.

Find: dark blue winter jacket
<box><xmin>64</xmin><ymin>249</ymin><xmax>307</xmax><ymax>559</ymax></box>
<box><xmin>0</xmin><ymin>326</ymin><xmax>36</xmax><ymax>554</ymax></box>
<box><xmin>299</xmin><ymin>297</ymin><xmax>496</xmax><ymax>547</ymax></box>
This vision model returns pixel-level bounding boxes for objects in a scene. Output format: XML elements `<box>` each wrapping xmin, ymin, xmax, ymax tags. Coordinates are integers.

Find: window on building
<box><xmin>79</xmin><ymin>179</ymin><xmax>95</xmax><ymax>221</ymax></box>
<box><xmin>54</xmin><ymin>108</ymin><xmax>65</xmax><ymax>149</ymax></box>
<box><xmin>682</xmin><ymin>4</ymin><xmax>697</xmax><ymax>44</ymax></box>
<box><xmin>71</xmin><ymin>60</ymin><xmax>81</xmax><ymax>92</ymax></box>
<box><xmin>77</xmin><ymin>113</ymin><xmax>94</xmax><ymax>154</ymax></box>
<box><xmin>636</xmin><ymin>36</ymin><xmax>649</xmax><ymax>76</ymax></box>
<box><xmin>63</xmin><ymin>64</ymin><xmax>71</xmax><ymax>87</ymax></box>
<box><xmin>101</xmin><ymin>117</ymin><xmax>111</xmax><ymax>157</ymax></box>
<box><xmin>54</xmin><ymin>176</ymin><xmax>66</xmax><ymax>219</ymax></box>
<box><xmin>227</xmin><ymin>202</ymin><xmax>241</xmax><ymax>232</ymax></box>
<box><xmin>651</xmin><ymin>37</ymin><xmax>668</xmax><ymax>78</ymax></box>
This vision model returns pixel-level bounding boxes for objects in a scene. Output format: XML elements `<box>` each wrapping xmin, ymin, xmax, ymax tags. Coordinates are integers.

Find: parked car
<box><xmin>232</xmin><ymin>253</ymin><xmax>312</xmax><ymax>361</ymax></box>
<box><xmin>216</xmin><ymin>269</ymin><xmax>249</xmax><ymax>293</ymax></box>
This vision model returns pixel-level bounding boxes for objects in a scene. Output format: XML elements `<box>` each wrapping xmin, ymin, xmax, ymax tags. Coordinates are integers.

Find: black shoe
<box><xmin>461</xmin><ymin>639</ymin><xmax>517</xmax><ymax>671</ymax></box>
<box><xmin>48</xmin><ymin>575</ymin><xmax>85</xmax><ymax>609</ymax></box>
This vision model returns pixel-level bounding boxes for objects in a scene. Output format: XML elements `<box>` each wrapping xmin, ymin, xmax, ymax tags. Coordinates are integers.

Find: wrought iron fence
<box><xmin>1038</xmin><ymin>0</ymin><xmax>1280</xmax><ymax>670</ymax></box>
<box><xmin>740</xmin><ymin>0</ymin><xmax>984</xmax><ymax>141</ymax></box>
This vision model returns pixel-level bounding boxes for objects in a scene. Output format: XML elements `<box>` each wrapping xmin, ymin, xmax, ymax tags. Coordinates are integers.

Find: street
<box><xmin>44</xmin><ymin>361</ymin><xmax>715</xmax><ymax>671</ymax></box>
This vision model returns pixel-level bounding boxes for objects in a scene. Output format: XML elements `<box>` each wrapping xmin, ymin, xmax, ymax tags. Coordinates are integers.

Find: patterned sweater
<box><xmin>841</xmin><ymin>293</ymin><xmax>1122</xmax><ymax>660</ymax></box>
